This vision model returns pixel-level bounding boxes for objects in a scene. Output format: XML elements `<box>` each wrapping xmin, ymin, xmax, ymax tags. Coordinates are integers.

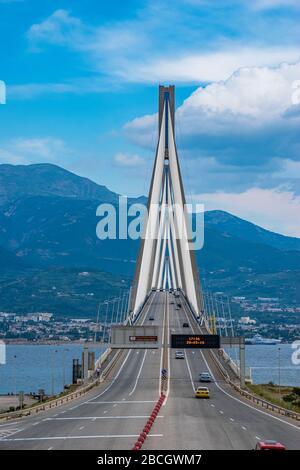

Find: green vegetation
<box><xmin>247</xmin><ymin>383</ymin><xmax>300</xmax><ymax>414</ymax></box>
<box><xmin>0</xmin><ymin>267</ymin><xmax>129</xmax><ymax>318</ymax></box>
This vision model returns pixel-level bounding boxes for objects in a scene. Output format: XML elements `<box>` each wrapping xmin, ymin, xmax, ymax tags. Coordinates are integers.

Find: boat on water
<box><xmin>245</xmin><ymin>334</ymin><xmax>281</xmax><ymax>345</ymax></box>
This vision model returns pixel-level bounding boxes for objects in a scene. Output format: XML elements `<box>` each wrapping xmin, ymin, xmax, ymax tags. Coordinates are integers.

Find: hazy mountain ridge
<box><xmin>0</xmin><ymin>163</ymin><xmax>299</xmax><ymax>314</ymax></box>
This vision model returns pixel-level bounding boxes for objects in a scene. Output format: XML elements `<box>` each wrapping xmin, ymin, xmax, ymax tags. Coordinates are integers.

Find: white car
<box><xmin>199</xmin><ymin>372</ymin><xmax>212</xmax><ymax>382</ymax></box>
<box><xmin>175</xmin><ymin>351</ymin><xmax>185</xmax><ymax>359</ymax></box>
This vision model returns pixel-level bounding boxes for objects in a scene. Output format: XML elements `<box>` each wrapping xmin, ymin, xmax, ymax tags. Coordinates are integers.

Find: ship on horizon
<box><xmin>245</xmin><ymin>334</ymin><xmax>281</xmax><ymax>345</ymax></box>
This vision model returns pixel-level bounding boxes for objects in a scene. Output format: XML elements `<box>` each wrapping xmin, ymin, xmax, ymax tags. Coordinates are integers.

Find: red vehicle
<box><xmin>255</xmin><ymin>440</ymin><xmax>286</xmax><ymax>450</ymax></box>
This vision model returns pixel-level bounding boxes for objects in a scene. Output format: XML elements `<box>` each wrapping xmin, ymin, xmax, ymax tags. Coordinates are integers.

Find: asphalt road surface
<box><xmin>0</xmin><ymin>291</ymin><xmax>299</xmax><ymax>450</ymax></box>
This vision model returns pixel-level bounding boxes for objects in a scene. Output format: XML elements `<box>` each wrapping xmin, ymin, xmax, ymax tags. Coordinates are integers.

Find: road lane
<box><xmin>0</xmin><ymin>291</ymin><xmax>165</xmax><ymax>450</ymax></box>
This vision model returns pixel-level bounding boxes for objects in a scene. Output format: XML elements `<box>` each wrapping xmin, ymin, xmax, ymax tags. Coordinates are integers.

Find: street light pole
<box><xmin>278</xmin><ymin>346</ymin><xmax>281</xmax><ymax>401</ymax></box>
<box><xmin>13</xmin><ymin>354</ymin><xmax>17</xmax><ymax>404</ymax></box>
<box><xmin>51</xmin><ymin>349</ymin><xmax>57</xmax><ymax>396</ymax></box>
<box><xmin>62</xmin><ymin>348</ymin><xmax>69</xmax><ymax>391</ymax></box>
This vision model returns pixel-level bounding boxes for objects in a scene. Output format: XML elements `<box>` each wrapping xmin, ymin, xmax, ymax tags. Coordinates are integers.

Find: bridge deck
<box><xmin>0</xmin><ymin>291</ymin><xmax>299</xmax><ymax>450</ymax></box>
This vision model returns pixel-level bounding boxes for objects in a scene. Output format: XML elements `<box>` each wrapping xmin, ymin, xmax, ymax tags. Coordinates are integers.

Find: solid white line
<box><xmin>184</xmin><ymin>350</ymin><xmax>196</xmax><ymax>392</ymax></box>
<box><xmin>165</xmin><ymin>293</ymin><xmax>171</xmax><ymax>403</ymax></box>
<box><xmin>129</xmin><ymin>350</ymin><xmax>147</xmax><ymax>396</ymax></box>
<box><xmin>200</xmin><ymin>349</ymin><xmax>300</xmax><ymax>432</ymax></box>
<box><xmin>4</xmin><ymin>433</ymin><xmax>164</xmax><ymax>442</ymax></box>
<box><xmin>183</xmin><ymin>299</ymin><xmax>300</xmax><ymax>433</ymax></box>
<box><xmin>86</xmin><ymin>400</ymin><xmax>156</xmax><ymax>404</ymax></box>
<box><xmin>255</xmin><ymin>436</ymin><xmax>262</xmax><ymax>440</ymax></box>
<box><xmin>159</xmin><ymin>294</ymin><xmax>166</xmax><ymax>396</ymax></box>
<box><xmin>84</xmin><ymin>349</ymin><xmax>132</xmax><ymax>404</ymax></box>
<box><xmin>45</xmin><ymin>416</ymin><xmax>164</xmax><ymax>420</ymax></box>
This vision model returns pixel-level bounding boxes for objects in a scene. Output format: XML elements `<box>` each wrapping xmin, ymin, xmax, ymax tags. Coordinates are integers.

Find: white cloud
<box><xmin>192</xmin><ymin>187</ymin><xmax>300</xmax><ymax>237</ymax></box>
<box><xmin>27</xmin><ymin>10</ymin><xmax>84</xmax><ymax>48</ymax></box>
<box><xmin>125</xmin><ymin>59</ymin><xmax>300</xmax><ymax>168</ymax></box>
<box><xmin>113</xmin><ymin>153</ymin><xmax>145</xmax><ymax>168</ymax></box>
<box><xmin>25</xmin><ymin>7</ymin><xmax>300</xmax><ymax>86</ymax></box>
<box><xmin>0</xmin><ymin>138</ymin><xmax>70</xmax><ymax>164</ymax></box>
<box><xmin>116</xmin><ymin>47</ymin><xmax>300</xmax><ymax>84</ymax></box>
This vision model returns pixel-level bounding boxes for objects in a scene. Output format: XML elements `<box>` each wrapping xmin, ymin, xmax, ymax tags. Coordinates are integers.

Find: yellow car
<box><xmin>195</xmin><ymin>386</ymin><xmax>210</xmax><ymax>398</ymax></box>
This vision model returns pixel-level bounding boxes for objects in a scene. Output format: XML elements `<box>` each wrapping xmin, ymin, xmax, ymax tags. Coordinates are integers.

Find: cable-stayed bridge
<box><xmin>0</xmin><ymin>86</ymin><xmax>299</xmax><ymax>450</ymax></box>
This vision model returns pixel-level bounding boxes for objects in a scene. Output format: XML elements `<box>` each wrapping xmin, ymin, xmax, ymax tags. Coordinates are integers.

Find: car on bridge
<box><xmin>182</xmin><ymin>322</ymin><xmax>189</xmax><ymax>328</ymax></box>
<box><xmin>195</xmin><ymin>386</ymin><xmax>210</xmax><ymax>398</ymax></box>
<box><xmin>199</xmin><ymin>372</ymin><xmax>212</xmax><ymax>382</ymax></box>
<box><xmin>149</xmin><ymin>316</ymin><xmax>155</xmax><ymax>321</ymax></box>
<box><xmin>175</xmin><ymin>351</ymin><xmax>185</xmax><ymax>359</ymax></box>
<box><xmin>255</xmin><ymin>440</ymin><xmax>286</xmax><ymax>450</ymax></box>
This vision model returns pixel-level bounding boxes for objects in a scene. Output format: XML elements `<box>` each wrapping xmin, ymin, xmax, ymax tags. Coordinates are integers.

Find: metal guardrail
<box><xmin>179</xmin><ymin>291</ymin><xmax>300</xmax><ymax>422</ymax></box>
<box><xmin>0</xmin><ymin>348</ymin><xmax>123</xmax><ymax>422</ymax></box>
<box><xmin>209</xmin><ymin>347</ymin><xmax>300</xmax><ymax>422</ymax></box>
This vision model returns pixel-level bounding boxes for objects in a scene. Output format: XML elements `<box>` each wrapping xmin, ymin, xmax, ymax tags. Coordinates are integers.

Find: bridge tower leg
<box><xmin>130</xmin><ymin>85</ymin><xmax>203</xmax><ymax>317</ymax></box>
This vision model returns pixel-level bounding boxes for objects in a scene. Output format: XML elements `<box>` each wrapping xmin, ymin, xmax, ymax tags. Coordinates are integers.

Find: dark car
<box><xmin>149</xmin><ymin>316</ymin><xmax>155</xmax><ymax>321</ymax></box>
<box><xmin>182</xmin><ymin>322</ymin><xmax>189</xmax><ymax>328</ymax></box>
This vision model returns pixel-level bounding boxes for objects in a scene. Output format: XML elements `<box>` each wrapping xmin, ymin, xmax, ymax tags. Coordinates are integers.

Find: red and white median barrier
<box><xmin>132</xmin><ymin>393</ymin><xmax>165</xmax><ymax>451</ymax></box>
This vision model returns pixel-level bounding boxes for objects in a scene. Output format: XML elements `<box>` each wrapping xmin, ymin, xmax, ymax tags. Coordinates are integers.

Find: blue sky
<box><xmin>0</xmin><ymin>0</ymin><xmax>300</xmax><ymax>236</ymax></box>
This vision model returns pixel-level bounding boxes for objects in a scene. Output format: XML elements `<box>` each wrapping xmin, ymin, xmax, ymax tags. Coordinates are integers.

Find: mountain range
<box><xmin>0</xmin><ymin>163</ymin><xmax>299</xmax><ymax>316</ymax></box>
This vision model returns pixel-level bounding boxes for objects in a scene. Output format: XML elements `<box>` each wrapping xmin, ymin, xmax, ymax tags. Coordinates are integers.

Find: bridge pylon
<box><xmin>130</xmin><ymin>85</ymin><xmax>203</xmax><ymax>317</ymax></box>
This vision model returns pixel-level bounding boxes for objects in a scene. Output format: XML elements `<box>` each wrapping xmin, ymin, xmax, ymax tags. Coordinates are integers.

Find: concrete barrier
<box><xmin>132</xmin><ymin>393</ymin><xmax>166</xmax><ymax>450</ymax></box>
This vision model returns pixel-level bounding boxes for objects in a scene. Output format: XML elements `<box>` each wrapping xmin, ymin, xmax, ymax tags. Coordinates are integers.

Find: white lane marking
<box><xmin>182</xmin><ymin>300</ymin><xmax>300</xmax><ymax>433</ymax></box>
<box><xmin>103</xmin><ymin>410</ymin><xmax>108</xmax><ymax>414</ymax></box>
<box><xmin>0</xmin><ymin>422</ymin><xmax>21</xmax><ymax>428</ymax></box>
<box><xmin>84</xmin><ymin>349</ymin><xmax>132</xmax><ymax>404</ymax></box>
<box><xmin>230</xmin><ymin>418</ymin><xmax>235</xmax><ymax>422</ymax></box>
<box><xmin>0</xmin><ymin>428</ymin><xmax>24</xmax><ymax>439</ymax></box>
<box><xmin>219</xmin><ymin>410</ymin><xmax>224</xmax><ymax>414</ymax></box>
<box><xmin>86</xmin><ymin>400</ymin><xmax>156</xmax><ymax>404</ymax></box>
<box><xmin>184</xmin><ymin>351</ymin><xmax>196</xmax><ymax>392</ymax></box>
<box><xmin>32</xmin><ymin>422</ymin><xmax>40</xmax><ymax>426</ymax></box>
<box><xmin>242</xmin><ymin>426</ymin><xmax>247</xmax><ymax>431</ymax></box>
<box><xmin>48</xmin><ymin>447</ymin><xmax>53</xmax><ymax>450</ymax></box>
<box><xmin>113</xmin><ymin>404</ymin><xmax>117</xmax><ymax>408</ymax></box>
<box><xmin>60</xmin><ymin>411</ymin><xmax>66</xmax><ymax>414</ymax></box>
<box><xmin>136</xmin><ymin>351</ymin><xmax>139</xmax><ymax>354</ymax></box>
<box><xmin>165</xmin><ymin>293</ymin><xmax>171</xmax><ymax>403</ymax></box>
<box><xmin>159</xmin><ymin>294</ymin><xmax>166</xmax><ymax>397</ymax></box>
<box><xmin>255</xmin><ymin>436</ymin><xmax>262</xmax><ymax>440</ymax></box>
<box><xmin>79</xmin><ymin>426</ymin><xmax>85</xmax><ymax>431</ymax></box>
<box><xmin>44</xmin><ymin>416</ymin><xmax>164</xmax><ymax>421</ymax></box>
<box><xmin>211</xmin><ymin>404</ymin><xmax>215</xmax><ymax>407</ymax></box>
<box><xmin>199</xmin><ymin>349</ymin><xmax>300</xmax><ymax>432</ymax></box>
<box><xmin>128</xmin><ymin>350</ymin><xmax>147</xmax><ymax>396</ymax></box>
<box><xmin>4</xmin><ymin>433</ymin><xmax>164</xmax><ymax>442</ymax></box>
